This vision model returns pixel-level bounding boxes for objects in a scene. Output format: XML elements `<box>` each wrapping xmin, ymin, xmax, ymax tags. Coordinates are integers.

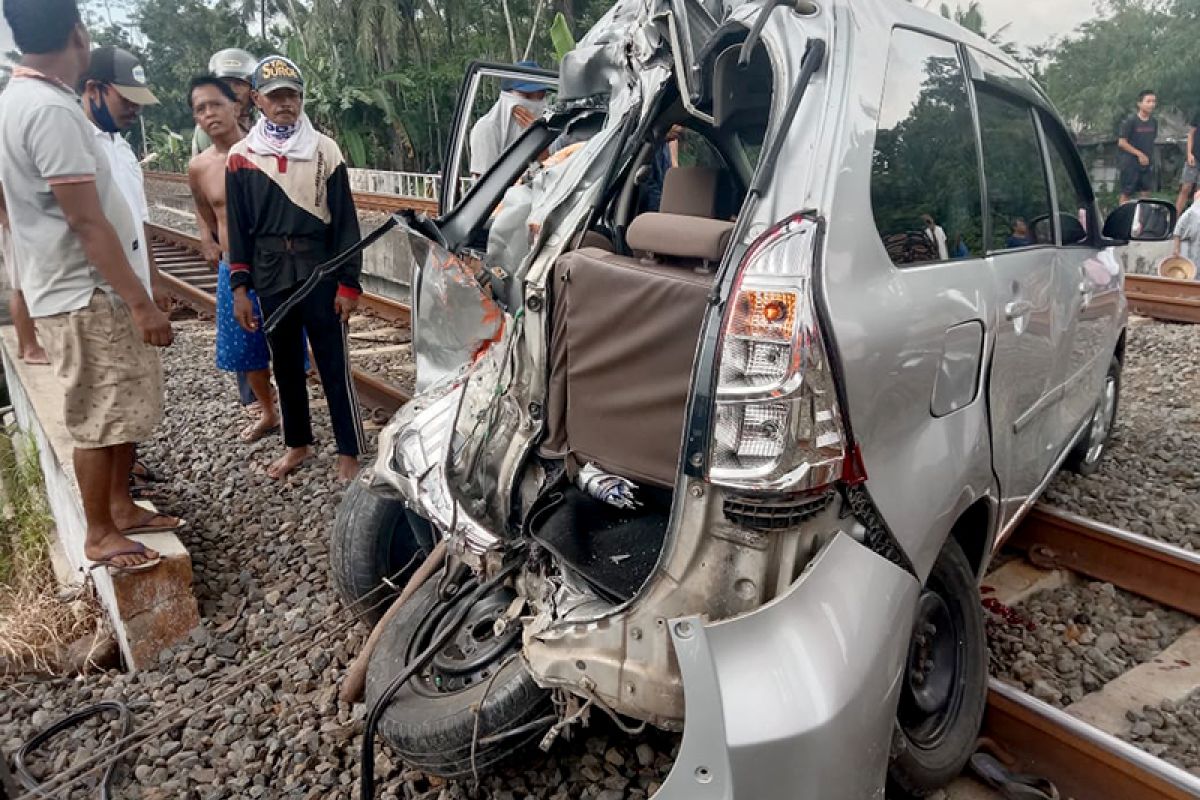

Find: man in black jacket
<box><xmin>226</xmin><ymin>55</ymin><xmax>365</xmax><ymax>481</ymax></box>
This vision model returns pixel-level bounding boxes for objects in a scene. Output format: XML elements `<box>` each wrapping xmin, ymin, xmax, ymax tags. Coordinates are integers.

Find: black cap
<box><xmin>83</xmin><ymin>47</ymin><xmax>159</xmax><ymax>105</ymax></box>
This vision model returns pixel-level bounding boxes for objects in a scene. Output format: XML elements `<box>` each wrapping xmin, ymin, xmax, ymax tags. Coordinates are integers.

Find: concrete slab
<box><xmin>1066</xmin><ymin>626</ymin><xmax>1200</xmax><ymax>735</ymax></box>
<box><xmin>982</xmin><ymin>559</ymin><xmax>1075</xmax><ymax>608</ymax></box>
<box><xmin>1</xmin><ymin>325</ymin><xmax>199</xmax><ymax>669</ymax></box>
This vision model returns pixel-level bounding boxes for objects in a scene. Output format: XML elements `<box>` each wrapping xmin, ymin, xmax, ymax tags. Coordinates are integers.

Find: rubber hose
<box><xmin>359</xmin><ymin>559</ymin><xmax>521</xmax><ymax>800</ymax></box>
<box><xmin>340</xmin><ymin>540</ymin><xmax>448</xmax><ymax>704</ymax></box>
<box><xmin>13</xmin><ymin>700</ymin><xmax>132</xmax><ymax>800</ymax></box>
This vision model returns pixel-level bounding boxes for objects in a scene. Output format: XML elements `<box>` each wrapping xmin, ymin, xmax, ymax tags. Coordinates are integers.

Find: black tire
<box><xmin>888</xmin><ymin>538</ymin><xmax>987</xmax><ymax>798</ymax></box>
<box><xmin>1064</xmin><ymin>356</ymin><xmax>1122</xmax><ymax>476</ymax></box>
<box><xmin>365</xmin><ymin>579</ymin><xmax>553</xmax><ymax>778</ymax></box>
<box><xmin>330</xmin><ymin>473</ymin><xmax>429</xmax><ymax>625</ymax></box>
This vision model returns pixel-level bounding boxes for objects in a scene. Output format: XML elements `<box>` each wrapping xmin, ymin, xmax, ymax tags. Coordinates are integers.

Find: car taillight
<box><xmin>708</xmin><ymin>215</ymin><xmax>847</xmax><ymax>491</ymax></box>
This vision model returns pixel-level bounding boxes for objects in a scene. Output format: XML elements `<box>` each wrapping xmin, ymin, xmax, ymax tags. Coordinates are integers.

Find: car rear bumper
<box><xmin>655</xmin><ymin>532</ymin><xmax>920</xmax><ymax>800</ymax></box>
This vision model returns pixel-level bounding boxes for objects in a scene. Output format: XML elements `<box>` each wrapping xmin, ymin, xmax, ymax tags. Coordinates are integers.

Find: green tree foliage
<box><xmin>1039</xmin><ymin>0</ymin><xmax>1200</xmax><ymax>135</ymax></box>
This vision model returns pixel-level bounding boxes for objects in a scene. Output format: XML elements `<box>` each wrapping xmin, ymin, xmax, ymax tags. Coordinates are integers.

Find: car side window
<box><xmin>870</xmin><ymin>29</ymin><xmax>984</xmax><ymax>266</ymax></box>
<box><xmin>1040</xmin><ymin>114</ymin><xmax>1092</xmax><ymax>246</ymax></box>
<box><xmin>975</xmin><ymin>89</ymin><xmax>1055</xmax><ymax>252</ymax></box>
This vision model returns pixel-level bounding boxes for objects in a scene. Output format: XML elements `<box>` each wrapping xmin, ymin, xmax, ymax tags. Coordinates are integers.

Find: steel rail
<box><xmin>982</xmin><ymin>505</ymin><xmax>1200</xmax><ymax>798</ymax></box>
<box><xmin>1009</xmin><ymin>504</ymin><xmax>1200</xmax><ymax>618</ymax></box>
<box><xmin>1126</xmin><ymin>274</ymin><xmax>1200</xmax><ymax>324</ymax></box>
<box><xmin>144</xmin><ymin>170</ymin><xmax>438</xmax><ymax>216</ymax></box>
<box><xmin>984</xmin><ymin>679</ymin><xmax>1200</xmax><ymax>800</ymax></box>
<box><xmin>145</xmin><ymin>225</ymin><xmax>411</xmax><ymax>414</ymax></box>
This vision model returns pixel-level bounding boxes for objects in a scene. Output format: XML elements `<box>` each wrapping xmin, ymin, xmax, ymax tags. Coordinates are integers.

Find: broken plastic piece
<box><xmin>576</xmin><ymin>462</ymin><xmax>640</xmax><ymax>510</ymax></box>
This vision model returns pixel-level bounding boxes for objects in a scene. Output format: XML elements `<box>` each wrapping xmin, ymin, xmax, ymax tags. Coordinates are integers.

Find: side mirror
<box><xmin>1103</xmin><ymin>199</ymin><xmax>1177</xmax><ymax>243</ymax></box>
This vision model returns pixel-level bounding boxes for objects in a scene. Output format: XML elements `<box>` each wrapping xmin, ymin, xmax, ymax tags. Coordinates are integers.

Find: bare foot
<box><xmin>239</xmin><ymin>413</ymin><xmax>280</xmax><ymax>443</ymax></box>
<box><xmin>85</xmin><ymin>529</ymin><xmax>160</xmax><ymax>569</ymax></box>
<box><xmin>20</xmin><ymin>345</ymin><xmax>49</xmax><ymax>365</ymax></box>
<box><xmin>336</xmin><ymin>455</ymin><xmax>360</xmax><ymax>482</ymax></box>
<box><xmin>268</xmin><ymin>446</ymin><xmax>312</xmax><ymax>480</ymax></box>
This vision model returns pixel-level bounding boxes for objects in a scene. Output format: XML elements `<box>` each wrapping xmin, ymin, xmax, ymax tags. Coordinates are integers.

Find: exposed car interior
<box><xmin>528</xmin><ymin>42</ymin><xmax>773</xmax><ymax>603</ymax></box>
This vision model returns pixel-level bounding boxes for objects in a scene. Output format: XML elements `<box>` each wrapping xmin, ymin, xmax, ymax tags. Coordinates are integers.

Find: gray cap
<box><xmin>209</xmin><ymin>48</ymin><xmax>258</xmax><ymax>82</ymax></box>
<box><xmin>83</xmin><ymin>46</ymin><xmax>159</xmax><ymax>105</ymax></box>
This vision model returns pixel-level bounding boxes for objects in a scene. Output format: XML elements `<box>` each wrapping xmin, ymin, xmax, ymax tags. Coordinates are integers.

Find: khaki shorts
<box><xmin>35</xmin><ymin>290</ymin><xmax>163</xmax><ymax>449</ymax></box>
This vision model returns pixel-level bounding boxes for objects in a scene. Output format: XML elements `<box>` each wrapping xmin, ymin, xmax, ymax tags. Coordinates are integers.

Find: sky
<box><xmin>1</xmin><ymin>0</ymin><xmax>1098</xmax><ymax>65</ymax></box>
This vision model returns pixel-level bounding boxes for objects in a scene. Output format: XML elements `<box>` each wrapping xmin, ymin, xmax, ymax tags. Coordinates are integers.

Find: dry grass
<box><xmin>0</xmin><ymin>425</ymin><xmax>104</xmax><ymax>676</ymax></box>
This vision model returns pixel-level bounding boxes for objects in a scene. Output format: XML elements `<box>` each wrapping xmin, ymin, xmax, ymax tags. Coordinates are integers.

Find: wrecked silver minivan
<box><xmin>332</xmin><ymin>0</ymin><xmax>1175</xmax><ymax>796</ymax></box>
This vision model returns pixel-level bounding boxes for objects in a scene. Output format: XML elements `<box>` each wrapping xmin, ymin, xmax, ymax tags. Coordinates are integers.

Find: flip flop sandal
<box><xmin>87</xmin><ymin>543</ymin><xmax>162</xmax><ymax>574</ymax></box>
<box><xmin>970</xmin><ymin>753</ymin><xmax>1061</xmax><ymax>799</ymax></box>
<box><xmin>120</xmin><ymin>512</ymin><xmax>187</xmax><ymax>536</ymax></box>
<box><xmin>131</xmin><ymin>460</ymin><xmax>167</xmax><ymax>483</ymax></box>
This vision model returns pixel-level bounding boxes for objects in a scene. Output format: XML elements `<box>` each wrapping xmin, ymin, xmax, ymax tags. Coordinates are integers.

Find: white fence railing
<box><xmin>347</xmin><ymin>168</ymin><xmax>474</xmax><ymax>201</ymax></box>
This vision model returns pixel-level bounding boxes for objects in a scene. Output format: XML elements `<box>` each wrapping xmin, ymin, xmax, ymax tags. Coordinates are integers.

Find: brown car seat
<box><xmin>542</xmin><ymin>167</ymin><xmax>736</xmax><ymax>487</ymax></box>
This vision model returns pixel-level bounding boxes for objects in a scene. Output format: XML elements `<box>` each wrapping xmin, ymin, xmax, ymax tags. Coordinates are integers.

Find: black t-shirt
<box><xmin>1118</xmin><ymin>114</ymin><xmax>1158</xmax><ymax>167</ymax></box>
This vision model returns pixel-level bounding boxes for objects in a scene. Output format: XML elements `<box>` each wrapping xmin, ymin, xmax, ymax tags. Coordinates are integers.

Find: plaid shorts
<box><xmin>35</xmin><ymin>290</ymin><xmax>163</xmax><ymax>449</ymax></box>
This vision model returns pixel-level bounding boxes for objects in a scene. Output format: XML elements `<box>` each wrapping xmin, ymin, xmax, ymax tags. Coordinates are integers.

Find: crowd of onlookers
<box><xmin>0</xmin><ymin>0</ymin><xmax>365</xmax><ymax>574</ymax></box>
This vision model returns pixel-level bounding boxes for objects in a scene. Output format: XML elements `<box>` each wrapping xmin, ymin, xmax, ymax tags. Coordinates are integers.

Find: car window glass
<box><xmin>975</xmin><ymin>89</ymin><xmax>1055</xmax><ymax>252</ymax></box>
<box><xmin>870</xmin><ymin>29</ymin><xmax>984</xmax><ymax>266</ymax></box>
<box><xmin>1040</xmin><ymin>115</ymin><xmax>1091</xmax><ymax>245</ymax></box>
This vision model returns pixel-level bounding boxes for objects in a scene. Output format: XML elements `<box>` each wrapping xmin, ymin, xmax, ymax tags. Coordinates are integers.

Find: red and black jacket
<box><xmin>225</xmin><ymin>133</ymin><xmax>362</xmax><ymax>300</ymax></box>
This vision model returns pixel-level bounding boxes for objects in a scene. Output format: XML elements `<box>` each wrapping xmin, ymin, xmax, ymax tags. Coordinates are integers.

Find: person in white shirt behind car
<box><xmin>922</xmin><ymin>213</ymin><xmax>949</xmax><ymax>261</ymax></box>
<box><xmin>1172</xmin><ymin>189</ymin><xmax>1200</xmax><ymax>274</ymax></box>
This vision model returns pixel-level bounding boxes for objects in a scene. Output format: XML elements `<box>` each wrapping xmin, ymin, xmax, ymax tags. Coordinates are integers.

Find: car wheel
<box><xmin>888</xmin><ymin>538</ymin><xmax>987</xmax><ymax>798</ymax></box>
<box><xmin>1064</xmin><ymin>356</ymin><xmax>1121</xmax><ymax>476</ymax></box>
<box><xmin>366</xmin><ymin>578</ymin><xmax>554</xmax><ymax>779</ymax></box>
<box><xmin>331</xmin><ymin>474</ymin><xmax>430</xmax><ymax>625</ymax></box>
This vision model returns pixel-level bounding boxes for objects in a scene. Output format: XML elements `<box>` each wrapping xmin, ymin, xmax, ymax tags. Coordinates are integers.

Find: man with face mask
<box><xmin>468</xmin><ymin>61</ymin><xmax>551</xmax><ymax>177</ymax></box>
<box><xmin>225</xmin><ymin>55</ymin><xmax>365</xmax><ymax>482</ymax></box>
<box><xmin>79</xmin><ymin>46</ymin><xmax>169</xmax><ymax>313</ymax></box>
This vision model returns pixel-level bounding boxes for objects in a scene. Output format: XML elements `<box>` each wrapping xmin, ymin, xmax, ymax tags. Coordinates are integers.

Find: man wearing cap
<box><xmin>468</xmin><ymin>60</ymin><xmax>551</xmax><ymax>177</ymax></box>
<box><xmin>0</xmin><ymin>0</ymin><xmax>176</xmax><ymax>571</ymax></box>
<box><xmin>192</xmin><ymin>47</ymin><xmax>257</xmax><ymax>158</ymax></box>
<box><xmin>79</xmin><ymin>46</ymin><xmax>170</xmax><ymax>314</ymax></box>
<box><xmin>226</xmin><ymin>55</ymin><xmax>366</xmax><ymax>481</ymax></box>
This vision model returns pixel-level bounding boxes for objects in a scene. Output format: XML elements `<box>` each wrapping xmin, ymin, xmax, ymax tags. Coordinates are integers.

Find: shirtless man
<box><xmin>186</xmin><ymin>75</ymin><xmax>279</xmax><ymax>441</ymax></box>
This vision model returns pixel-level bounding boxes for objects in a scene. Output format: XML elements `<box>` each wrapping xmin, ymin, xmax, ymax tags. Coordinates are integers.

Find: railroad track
<box><xmin>143</xmin><ymin>170</ymin><xmax>439</xmax><ymax>216</ymax></box>
<box><xmin>146</xmin><ymin>221</ymin><xmax>412</xmax><ymax>414</ymax></box>
<box><xmin>1126</xmin><ymin>274</ymin><xmax>1200</xmax><ymax>324</ymax></box>
<box><xmin>981</xmin><ymin>507</ymin><xmax>1200</xmax><ymax>799</ymax></box>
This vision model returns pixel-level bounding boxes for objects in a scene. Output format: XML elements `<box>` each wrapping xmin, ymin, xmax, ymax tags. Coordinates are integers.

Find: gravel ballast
<box><xmin>1122</xmin><ymin>690</ymin><xmax>1200</xmax><ymax>775</ymax></box>
<box><xmin>0</xmin><ymin>322</ymin><xmax>680</xmax><ymax>799</ymax></box>
<box><xmin>1044</xmin><ymin>320</ymin><xmax>1200</xmax><ymax>549</ymax></box>
<box><xmin>986</xmin><ymin>581</ymin><xmax>1195</xmax><ymax>708</ymax></box>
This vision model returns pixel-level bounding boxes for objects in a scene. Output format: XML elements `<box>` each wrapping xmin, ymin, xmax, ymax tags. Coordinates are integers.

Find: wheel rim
<box><xmin>1084</xmin><ymin>374</ymin><xmax>1117</xmax><ymax>465</ymax></box>
<box><xmin>408</xmin><ymin>582</ymin><xmax>522</xmax><ymax>697</ymax></box>
<box><xmin>898</xmin><ymin>586</ymin><xmax>966</xmax><ymax>748</ymax></box>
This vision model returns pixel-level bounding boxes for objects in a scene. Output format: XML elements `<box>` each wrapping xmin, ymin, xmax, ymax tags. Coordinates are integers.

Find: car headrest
<box><xmin>626</xmin><ymin>213</ymin><xmax>734</xmax><ymax>263</ymax></box>
<box><xmin>661</xmin><ymin>166</ymin><xmax>721</xmax><ymax>218</ymax></box>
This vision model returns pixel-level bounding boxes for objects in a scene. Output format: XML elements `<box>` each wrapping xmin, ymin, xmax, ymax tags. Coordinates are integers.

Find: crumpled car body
<box><xmin>359</xmin><ymin>0</ymin><xmax>1134</xmax><ymax>795</ymax></box>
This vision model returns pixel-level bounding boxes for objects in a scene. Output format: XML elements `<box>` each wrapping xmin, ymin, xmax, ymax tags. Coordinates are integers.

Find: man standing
<box><xmin>78</xmin><ymin>46</ymin><xmax>170</xmax><ymax>314</ymax></box>
<box><xmin>1176</xmin><ymin>112</ymin><xmax>1200</xmax><ymax>216</ymax></box>
<box><xmin>0</xmin><ymin>0</ymin><xmax>178</xmax><ymax>570</ymax></box>
<box><xmin>192</xmin><ymin>47</ymin><xmax>257</xmax><ymax>158</ymax></box>
<box><xmin>0</xmin><ymin>187</ymin><xmax>50</xmax><ymax>364</ymax></box>
<box><xmin>226</xmin><ymin>56</ymin><xmax>365</xmax><ymax>481</ymax></box>
<box><xmin>1117</xmin><ymin>90</ymin><xmax>1158</xmax><ymax>205</ymax></box>
<box><xmin>187</xmin><ymin>75</ymin><xmax>279</xmax><ymax>441</ymax></box>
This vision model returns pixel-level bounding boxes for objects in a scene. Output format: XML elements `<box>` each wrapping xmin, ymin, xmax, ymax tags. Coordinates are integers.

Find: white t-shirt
<box><xmin>468</xmin><ymin>92</ymin><xmax>547</xmax><ymax>176</ymax></box>
<box><xmin>0</xmin><ymin>72</ymin><xmax>146</xmax><ymax>317</ymax></box>
<box><xmin>91</xmin><ymin>123</ymin><xmax>151</xmax><ymax>288</ymax></box>
<box><xmin>1174</xmin><ymin>205</ymin><xmax>1200</xmax><ymax>267</ymax></box>
<box><xmin>925</xmin><ymin>224</ymin><xmax>949</xmax><ymax>261</ymax></box>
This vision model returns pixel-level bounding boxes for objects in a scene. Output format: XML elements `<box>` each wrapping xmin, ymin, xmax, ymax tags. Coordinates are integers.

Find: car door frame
<box><xmin>439</xmin><ymin>60</ymin><xmax>560</xmax><ymax>216</ymax></box>
<box><xmin>966</xmin><ymin>52</ymin><xmax>1078</xmax><ymax>532</ymax></box>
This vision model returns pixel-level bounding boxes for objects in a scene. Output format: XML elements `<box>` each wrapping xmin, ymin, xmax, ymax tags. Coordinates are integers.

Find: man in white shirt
<box><xmin>78</xmin><ymin>46</ymin><xmax>169</xmax><ymax>309</ymax></box>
